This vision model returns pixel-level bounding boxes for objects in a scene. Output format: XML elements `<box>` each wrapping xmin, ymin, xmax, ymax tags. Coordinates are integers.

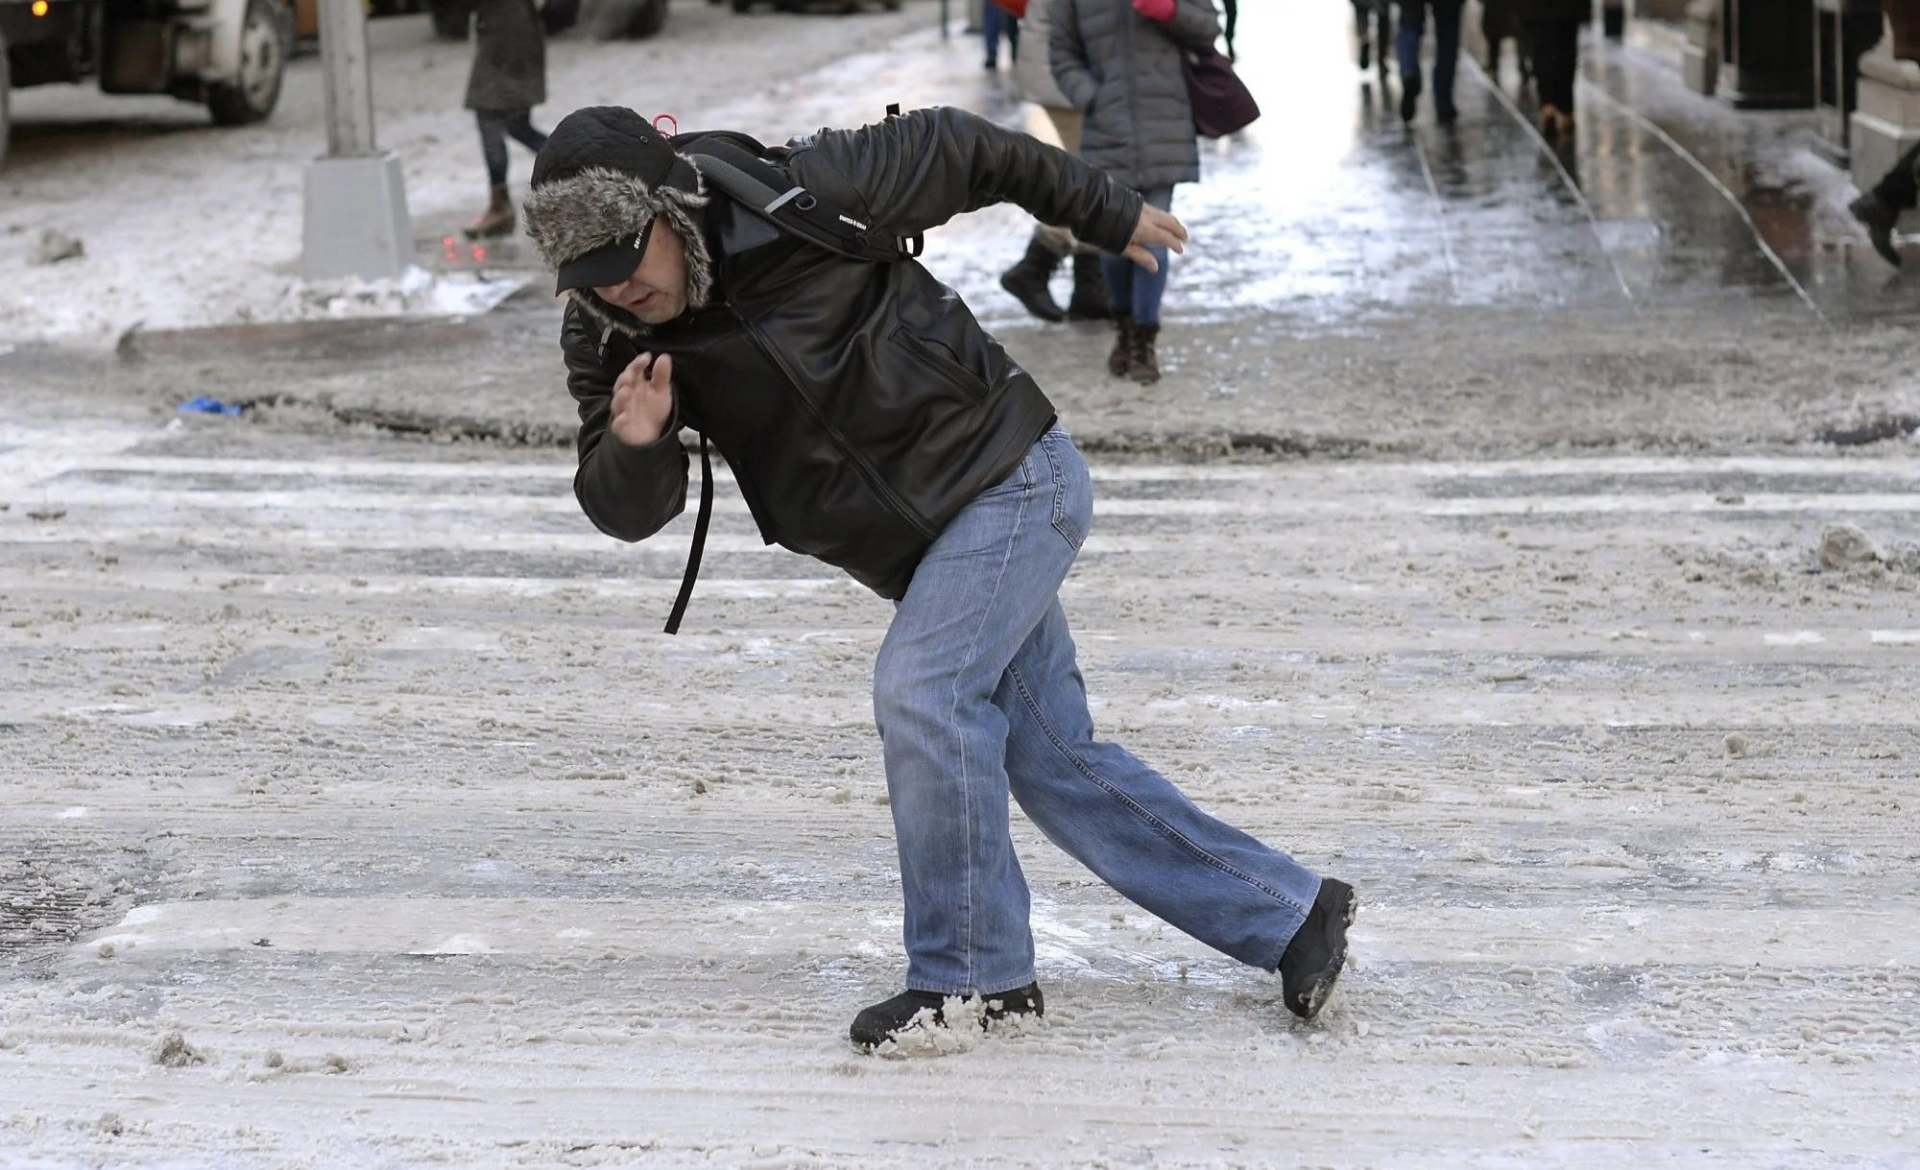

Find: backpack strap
<box><xmin>662</xmin><ymin>434</ymin><xmax>713</xmax><ymax>636</ymax></box>
<box><xmin>683</xmin><ymin>137</ymin><xmax>923</xmax><ymax>263</ymax></box>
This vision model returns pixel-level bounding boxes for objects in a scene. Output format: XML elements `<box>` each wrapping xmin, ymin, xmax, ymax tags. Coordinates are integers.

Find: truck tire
<box><xmin>587</xmin><ymin>0</ymin><xmax>667</xmax><ymax>39</ymax></box>
<box><xmin>207</xmin><ymin>0</ymin><xmax>290</xmax><ymax>125</ymax></box>
<box><xmin>1</xmin><ymin>28</ymin><xmax>11</xmax><ymax>170</ymax></box>
<box><xmin>431</xmin><ymin>0</ymin><xmax>473</xmax><ymax>40</ymax></box>
<box><xmin>630</xmin><ymin>0</ymin><xmax>668</xmax><ymax>37</ymax></box>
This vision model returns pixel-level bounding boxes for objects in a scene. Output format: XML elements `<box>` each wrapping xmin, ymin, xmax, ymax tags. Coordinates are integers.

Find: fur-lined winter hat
<box><xmin>523</xmin><ymin>106</ymin><xmax>713</xmax><ymax>334</ymax></box>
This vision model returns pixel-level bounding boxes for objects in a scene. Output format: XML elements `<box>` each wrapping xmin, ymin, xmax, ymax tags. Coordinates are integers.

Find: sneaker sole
<box><xmin>1296</xmin><ymin>887</ymin><xmax>1358</xmax><ymax>1021</ymax></box>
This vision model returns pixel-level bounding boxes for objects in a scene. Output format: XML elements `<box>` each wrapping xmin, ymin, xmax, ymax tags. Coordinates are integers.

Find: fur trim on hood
<box><xmin>523</xmin><ymin>164</ymin><xmax>714</xmax><ymax>338</ymax></box>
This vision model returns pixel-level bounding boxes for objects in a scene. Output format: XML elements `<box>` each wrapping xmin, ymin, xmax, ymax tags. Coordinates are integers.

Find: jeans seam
<box><xmin>1040</xmin><ymin>433</ymin><xmax>1084</xmax><ymax>550</ymax></box>
<box><xmin>1007</xmin><ymin>661</ymin><xmax>1309</xmax><ymax>917</ymax></box>
<box><xmin>945</xmin><ymin>458</ymin><xmax>1036</xmax><ymax>990</ymax></box>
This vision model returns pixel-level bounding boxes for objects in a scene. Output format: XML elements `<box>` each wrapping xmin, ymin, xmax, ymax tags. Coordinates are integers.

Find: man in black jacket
<box><xmin>522</xmin><ymin>104</ymin><xmax>1356</xmax><ymax>1051</ymax></box>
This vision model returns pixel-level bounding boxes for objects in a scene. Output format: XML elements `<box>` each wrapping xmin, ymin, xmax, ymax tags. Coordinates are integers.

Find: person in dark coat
<box><xmin>1395</xmin><ymin>0</ymin><xmax>1463</xmax><ymax>124</ymax></box>
<box><xmin>998</xmin><ymin>0</ymin><xmax>1114</xmax><ymax>323</ymax></box>
<box><xmin>463</xmin><ymin>0</ymin><xmax>552</xmax><ymax>239</ymax></box>
<box><xmin>1517</xmin><ymin>0</ymin><xmax>1589</xmax><ymax>142</ymax></box>
<box><xmin>1848</xmin><ymin>0</ymin><xmax>1920</xmax><ymax>266</ymax></box>
<box><xmin>1850</xmin><ymin>141</ymin><xmax>1920</xmax><ymax>266</ymax></box>
<box><xmin>1052</xmin><ymin>0</ymin><xmax>1222</xmax><ymax>385</ymax></box>
<box><xmin>519</xmin><ymin>104</ymin><xmax>1357</xmax><ymax>1051</ymax></box>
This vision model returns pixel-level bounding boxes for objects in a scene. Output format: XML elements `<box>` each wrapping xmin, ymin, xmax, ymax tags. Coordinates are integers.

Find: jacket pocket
<box><xmin>889</xmin><ymin>325</ymin><xmax>990</xmax><ymax>403</ymax></box>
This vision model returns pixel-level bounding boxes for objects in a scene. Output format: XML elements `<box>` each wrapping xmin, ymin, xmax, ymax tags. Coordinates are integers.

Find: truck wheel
<box><xmin>431</xmin><ymin>0</ymin><xmax>473</xmax><ymax>40</ymax></box>
<box><xmin>208</xmin><ymin>0</ymin><xmax>289</xmax><ymax>125</ymax></box>
<box><xmin>1</xmin><ymin>28</ymin><xmax>11</xmax><ymax>170</ymax></box>
<box><xmin>631</xmin><ymin>0</ymin><xmax>668</xmax><ymax>37</ymax></box>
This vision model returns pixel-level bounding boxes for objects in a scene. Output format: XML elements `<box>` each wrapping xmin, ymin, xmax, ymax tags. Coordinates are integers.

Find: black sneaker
<box><xmin>1400</xmin><ymin>76</ymin><xmax>1421</xmax><ymax>123</ymax></box>
<box><xmin>849</xmin><ymin>982</ymin><xmax>1044</xmax><ymax>1051</ymax></box>
<box><xmin>1850</xmin><ymin>191</ymin><xmax>1903</xmax><ymax>267</ymax></box>
<box><xmin>1278</xmin><ymin>877</ymin><xmax>1356</xmax><ymax>1021</ymax></box>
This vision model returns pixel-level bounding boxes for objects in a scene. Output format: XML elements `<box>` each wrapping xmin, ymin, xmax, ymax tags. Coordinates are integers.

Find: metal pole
<box><xmin>317</xmin><ymin>0</ymin><xmax>378</xmax><ymax>157</ymax></box>
<box><xmin>302</xmin><ymin>0</ymin><xmax>410</xmax><ymax>279</ymax></box>
<box><xmin>941</xmin><ymin>0</ymin><xmax>950</xmax><ymax>39</ymax></box>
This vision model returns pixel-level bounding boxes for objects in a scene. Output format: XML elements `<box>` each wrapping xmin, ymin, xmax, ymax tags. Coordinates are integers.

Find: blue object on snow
<box><xmin>177</xmin><ymin>396</ymin><xmax>243</xmax><ymax>417</ymax></box>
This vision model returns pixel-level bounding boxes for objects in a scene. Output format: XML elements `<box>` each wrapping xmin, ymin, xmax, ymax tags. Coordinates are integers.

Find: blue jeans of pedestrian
<box><xmin>1396</xmin><ymin>0</ymin><xmax>1463</xmax><ymax>113</ymax></box>
<box><xmin>1100</xmin><ymin>186</ymin><xmax>1174</xmax><ymax>326</ymax></box>
<box><xmin>873</xmin><ymin>426</ymin><xmax>1323</xmax><ymax>996</ymax></box>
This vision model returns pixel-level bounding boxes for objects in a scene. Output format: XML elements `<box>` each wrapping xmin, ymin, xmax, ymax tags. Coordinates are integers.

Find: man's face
<box><xmin>594</xmin><ymin>222</ymin><xmax>689</xmax><ymax>324</ymax></box>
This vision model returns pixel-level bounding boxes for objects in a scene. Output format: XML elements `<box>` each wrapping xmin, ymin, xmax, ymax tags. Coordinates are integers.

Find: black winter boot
<box><xmin>1850</xmin><ymin>191</ymin><xmax>1903</xmax><ymax>267</ymax></box>
<box><xmin>999</xmin><ymin>240</ymin><xmax>1067</xmax><ymax>322</ymax></box>
<box><xmin>1278</xmin><ymin>876</ymin><xmax>1356</xmax><ymax>1021</ymax></box>
<box><xmin>1065</xmin><ymin>252</ymin><xmax>1114</xmax><ymax>321</ymax></box>
<box><xmin>1106</xmin><ymin>313</ymin><xmax>1133</xmax><ymax>378</ymax></box>
<box><xmin>849</xmin><ymin>982</ymin><xmax>1044</xmax><ymax>1051</ymax></box>
<box><xmin>1127</xmin><ymin>323</ymin><xmax>1161</xmax><ymax>385</ymax></box>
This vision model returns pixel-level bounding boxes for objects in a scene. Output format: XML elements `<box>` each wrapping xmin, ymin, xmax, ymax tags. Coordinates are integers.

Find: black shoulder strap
<box><xmin>683</xmin><ymin>136</ymin><xmax>923</xmax><ymax>263</ymax></box>
<box><xmin>663</xmin><ymin>435</ymin><xmax>712</xmax><ymax>635</ymax></box>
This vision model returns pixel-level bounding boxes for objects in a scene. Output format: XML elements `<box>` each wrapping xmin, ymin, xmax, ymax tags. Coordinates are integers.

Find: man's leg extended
<box><xmin>997</xmin><ymin>600</ymin><xmax>1324</xmax><ymax>971</ymax></box>
<box><xmin>872</xmin><ymin>429</ymin><xmax>1083</xmax><ymax>997</ymax></box>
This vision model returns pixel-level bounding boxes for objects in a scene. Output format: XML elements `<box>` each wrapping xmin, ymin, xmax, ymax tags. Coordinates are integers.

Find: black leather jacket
<box><xmin>560</xmin><ymin>106</ymin><xmax>1143</xmax><ymax>600</ymax></box>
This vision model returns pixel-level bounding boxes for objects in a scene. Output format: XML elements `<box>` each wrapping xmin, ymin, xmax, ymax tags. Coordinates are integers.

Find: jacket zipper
<box><xmin>728</xmin><ymin>306</ymin><xmax>939</xmax><ymax>541</ymax></box>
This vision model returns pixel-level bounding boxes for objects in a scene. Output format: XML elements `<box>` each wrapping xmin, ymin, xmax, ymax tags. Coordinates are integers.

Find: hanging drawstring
<box><xmin>663</xmin><ymin>434</ymin><xmax>712</xmax><ymax>635</ymax></box>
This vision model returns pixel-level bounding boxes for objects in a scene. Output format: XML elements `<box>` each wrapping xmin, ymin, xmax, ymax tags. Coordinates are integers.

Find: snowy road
<box><xmin>2</xmin><ymin>413</ymin><xmax>1917</xmax><ymax>1165</ymax></box>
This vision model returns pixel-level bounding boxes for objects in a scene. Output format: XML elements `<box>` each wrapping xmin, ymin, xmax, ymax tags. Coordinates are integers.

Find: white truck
<box><xmin>0</xmin><ymin>0</ymin><xmax>288</xmax><ymax>166</ymax></box>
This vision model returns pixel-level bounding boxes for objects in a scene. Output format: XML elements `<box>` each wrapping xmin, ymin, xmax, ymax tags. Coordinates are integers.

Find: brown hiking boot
<box><xmin>1107</xmin><ymin>313</ymin><xmax>1133</xmax><ymax>378</ymax></box>
<box><xmin>464</xmin><ymin>184</ymin><xmax>516</xmax><ymax>240</ymax></box>
<box><xmin>1128</xmin><ymin>323</ymin><xmax>1161</xmax><ymax>385</ymax></box>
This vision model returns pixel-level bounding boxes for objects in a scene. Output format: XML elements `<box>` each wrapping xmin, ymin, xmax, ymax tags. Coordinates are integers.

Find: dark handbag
<box><xmin>541</xmin><ymin>0</ymin><xmax>581</xmax><ymax>35</ymax></box>
<box><xmin>1183</xmin><ymin>47</ymin><xmax>1258</xmax><ymax>138</ymax></box>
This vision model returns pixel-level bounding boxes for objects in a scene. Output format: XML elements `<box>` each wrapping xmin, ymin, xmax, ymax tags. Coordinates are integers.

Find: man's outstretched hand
<box><xmin>609</xmin><ymin>352</ymin><xmax>675</xmax><ymax>448</ymax></box>
<box><xmin>1123</xmin><ymin>204</ymin><xmax>1188</xmax><ymax>273</ymax></box>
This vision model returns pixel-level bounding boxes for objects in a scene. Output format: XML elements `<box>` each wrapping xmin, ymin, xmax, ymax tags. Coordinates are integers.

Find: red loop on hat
<box><xmin>652</xmin><ymin>113</ymin><xmax>679</xmax><ymax>137</ymax></box>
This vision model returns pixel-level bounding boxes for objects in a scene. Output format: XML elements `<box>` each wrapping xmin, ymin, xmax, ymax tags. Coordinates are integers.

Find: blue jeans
<box><xmin>873</xmin><ymin>427</ymin><xmax>1323</xmax><ymax>996</ymax></box>
<box><xmin>1396</xmin><ymin>0</ymin><xmax>1463</xmax><ymax>112</ymax></box>
<box><xmin>1100</xmin><ymin>186</ymin><xmax>1174</xmax><ymax>326</ymax></box>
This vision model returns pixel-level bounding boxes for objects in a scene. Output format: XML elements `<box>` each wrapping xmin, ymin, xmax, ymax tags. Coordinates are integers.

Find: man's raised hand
<box><xmin>1122</xmin><ymin>203</ymin><xmax>1189</xmax><ymax>273</ymax></box>
<box><xmin>609</xmin><ymin>352</ymin><xmax>675</xmax><ymax>448</ymax></box>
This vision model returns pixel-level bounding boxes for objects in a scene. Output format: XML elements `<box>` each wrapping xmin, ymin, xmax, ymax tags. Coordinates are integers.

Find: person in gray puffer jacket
<box><xmin>1052</xmin><ymin>0</ymin><xmax>1221</xmax><ymax>385</ymax></box>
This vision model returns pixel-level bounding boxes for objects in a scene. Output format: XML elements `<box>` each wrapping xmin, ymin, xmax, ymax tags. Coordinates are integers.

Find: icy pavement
<box><xmin>2</xmin><ymin>0</ymin><xmax>1917</xmax><ymax>348</ymax></box>
<box><xmin>2</xmin><ymin>2</ymin><xmax>1920</xmax><ymax>1165</ymax></box>
<box><xmin>1</xmin><ymin>409</ymin><xmax>1918</xmax><ymax>1165</ymax></box>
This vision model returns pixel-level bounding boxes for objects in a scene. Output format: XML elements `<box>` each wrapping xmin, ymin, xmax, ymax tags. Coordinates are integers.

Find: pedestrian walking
<box><xmin>1395</xmin><ymin>0</ymin><xmax>1463</xmax><ymax>123</ymax></box>
<box><xmin>520</xmin><ymin>104</ymin><xmax>1357</xmax><ymax>1052</ymax></box>
<box><xmin>463</xmin><ymin>0</ymin><xmax>552</xmax><ymax>240</ymax></box>
<box><xmin>998</xmin><ymin>0</ymin><xmax>1115</xmax><ymax>323</ymax></box>
<box><xmin>1518</xmin><ymin>0</ymin><xmax>1589</xmax><ymax>141</ymax></box>
<box><xmin>1481</xmin><ymin>0</ymin><xmax>1530</xmax><ymax>84</ymax></box>
<box><xmin>983</xmin><ymin>0</ymin><xmax>1021</xmax><ymax>68</ymax></box>
<box><xmin>1848</xmin><ymin>0</ymin><xmax>1920</xmax><ymax>266</ymax></box>
<box><xmin>1850</xmin><ymin>142</ymin><xmax>1919</xmax><ymax>268</ymax></box>
<box><xmin>1350</xmin><ymin>0</ymin><xmax>1392</xmax><ymax>75</ymax></box>
<box><xmin>1052</xmin><ymin>0</ymin><xmax>1224</xmax><ymax>385</ymax></box>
